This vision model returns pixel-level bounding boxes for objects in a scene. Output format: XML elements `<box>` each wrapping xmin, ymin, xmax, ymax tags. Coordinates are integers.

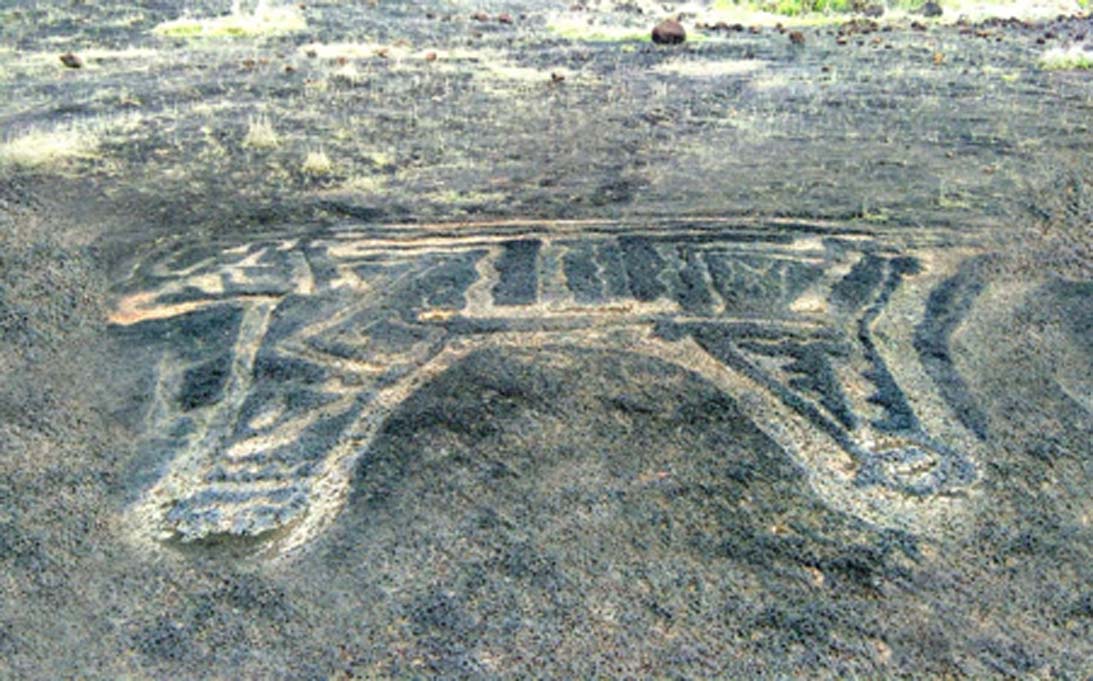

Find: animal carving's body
<box><xmin>111</xmin><ymin>218</ymin><xmax>990</xmax><ymax>557</ymax></box>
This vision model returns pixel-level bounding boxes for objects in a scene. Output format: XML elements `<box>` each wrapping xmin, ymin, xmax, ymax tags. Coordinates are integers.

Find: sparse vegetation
<box><xmin>719</xmin><ymin>0</ymin><xmax>855</xmax><ymax>14</ymax></box>
<box><xmin>0</xmin><ymin>124</ymin><xmax>100</xmax><ymax>170</ymax></box>
<box><xmin>301</xmin><ymin>150</ymin><xmax>333</xmax><ymax>175</ymax></box>
<box><xmin>333</xmin><ymin>175</ymin><xmax>387</xmax><ymax>194</ymax></box>
<box><xmin>1039</xmin><ymin>46</ymin><xmax>1093</xmax><ymax>70</ymax></box>
<box><xmin>547</xmin><ymin>18</ymin><xmax>653</xmax><ymax>42</ymax></box>
<box><xmin>712</xmin><ymin>0</ymin><xmax>1089</xmax><ymax>18</ymax></box>
<box><xmin>153</xmin><ymin>1</ymin><xmax>305</xmax><ymax>39</ymax></box>
<box><xmin>242</xmin><ymin>115</ymin><xmax>279</xmax><ymax>149</ymax></box>
<box><xmin>655</xmin><ymin>59</ymin><xmax>766</xmax><ymax>77</ymax></box>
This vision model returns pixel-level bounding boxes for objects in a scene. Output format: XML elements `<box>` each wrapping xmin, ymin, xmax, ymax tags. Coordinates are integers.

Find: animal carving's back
<box><xmin>110</xmin><ymin>218</ymin><xmax>991</xmax><ymax>558</ymax></box>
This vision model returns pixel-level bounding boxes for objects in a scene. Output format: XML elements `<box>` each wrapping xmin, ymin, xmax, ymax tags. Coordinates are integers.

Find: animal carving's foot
<box><xmin>162</xmin><ymin>482</ymin><xmax>311</xmax><ymax>543</ymax></box>
<box><xmin>860</xmin><ymin>437</ymin><xmax>977</xmax><ymax>497</ymax></box>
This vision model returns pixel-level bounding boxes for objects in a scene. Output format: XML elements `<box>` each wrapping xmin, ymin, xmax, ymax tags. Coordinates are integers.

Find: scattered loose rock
<box><xmin>698</xmin><ymin>21</ymin><xmax>745</xmax><ymax>32</ymax></box>
<box><xmin>921</xmin><ymin>1</ymin><xmax>943</xmax><ymax>18</ymax></box>
<box><xmin>652</xmin><ymin>18</ymin><xmax>686</xmax><ymax>45</ymax></box>
<box><xmin>424</xmin><ymin>51</ymin><xmax>437</xmax><ymax>62</ymax></box>
<box><xmin>497</xmin><ymin>12</ymin><xmax>513</xmax><ymax>25</ymax></box>
<box><xmin>59</xmin><ymin>52</ymin><xmax>82</xmax><ymax>69</ymax></box>
<box><xmin>789</xmin><ymin>31</ymin><xmax>805</xmax><ymax>46</ymax></box>
<box><xmin>471</xmin><ymin>11</ymin><xmax>489</xmax><ymax>22</ymax></box>
<box><xmin>839</xmin><ymin>19</ymin><xmax>879</xmax><ymax>37</ymax></box>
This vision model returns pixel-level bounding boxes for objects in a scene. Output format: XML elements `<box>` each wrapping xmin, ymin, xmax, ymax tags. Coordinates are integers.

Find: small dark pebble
<box><xmin>862</xmin><ymin>3</ymin><xmax>884</xmax><ymax>18</ymax></box>
<box><xmin>921</xmin><ymin>1</ymin><xmax>943</xmax><ymax>18</ymax></box>
<box><xmin>550</xmin><ymin>72</ymin><xmax>566</xmax><ymax>83</ymax></box>
<box><xmin>651</xmin><ymin>18</ymin><xmax>686</xmax><ymax>45</ymax></box>
<box><xmin>789</xmin><ymin>31</ymin><xmax>805</xmax><ymax>45</ymax></box>
<box><xmin>471</xmin><ymin>11</ymin><xmax>489</xmax><ymax>22</ymax></box>
<box><xmin>911</xmin><ymin>21</ymin><xmax>927</xmax><ymax>31</ymax></box>
<box><xmin>59</xmin><ymin>52</ymin><xmax>82</xmax><ymax>68</ymax></box>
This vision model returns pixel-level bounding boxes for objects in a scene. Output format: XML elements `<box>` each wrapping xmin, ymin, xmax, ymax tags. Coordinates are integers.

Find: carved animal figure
<box><xmin>110</xmin><ymin>217</ymin><xmax>991</xmax><ymax>557</ymax></box>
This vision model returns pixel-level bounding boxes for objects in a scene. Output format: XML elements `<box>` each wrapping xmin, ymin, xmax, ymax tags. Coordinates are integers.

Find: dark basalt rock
<box><xmin>59</xmin><ymin>52</ymin><xmax>82</xmax><ymax>68</ymax></box>
<box><xmin>921</xmin><ymin>1</ymin><xmax>944</xmax><ymax>18</ymax></box>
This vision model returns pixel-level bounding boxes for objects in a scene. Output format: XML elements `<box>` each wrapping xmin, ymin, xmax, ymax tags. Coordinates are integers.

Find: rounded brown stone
<box><xmin>652</xmin><ymin>18</ymin><xmax>686</xmax><ymax>45</ymax></box>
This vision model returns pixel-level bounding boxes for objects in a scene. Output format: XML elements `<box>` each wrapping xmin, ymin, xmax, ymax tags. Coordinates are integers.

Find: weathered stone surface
<box><xmin>1</xmin><ymin>1</ymin><xmax>1091</xmax><ymax>678</ymax></box>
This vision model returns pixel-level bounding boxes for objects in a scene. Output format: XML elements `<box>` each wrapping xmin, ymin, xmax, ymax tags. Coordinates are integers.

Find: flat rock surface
<box><xmin>1</xmin><ymin>1</ymin><xmax>1091</xmax><ymax>678</ymax></box>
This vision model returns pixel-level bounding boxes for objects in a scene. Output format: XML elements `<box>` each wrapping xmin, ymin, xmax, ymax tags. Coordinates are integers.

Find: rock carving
<box><xmin>110</xmin><ymin>217</ymin><xmax>990</xmax><ymax>557</ymax></box>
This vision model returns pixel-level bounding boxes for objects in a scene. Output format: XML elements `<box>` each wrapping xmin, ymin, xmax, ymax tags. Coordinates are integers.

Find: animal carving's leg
<box><xmin>150</xmin><ymin>291</ymin><xmax>449</xmax><ymax>547</ymax></box>
<box><xmin>680</xmin><ymin>254</ymin><xmax>980</xmax><ymax>498</ymax></box>
<box><xmin>826</xmin><ymin>255</ymin><xmax>979</xmax><ymax>495</ymax></box>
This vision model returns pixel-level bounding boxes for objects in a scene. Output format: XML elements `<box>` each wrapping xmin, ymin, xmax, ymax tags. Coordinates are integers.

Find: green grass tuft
<box><xmin>0</xmin><ymin>125</ymin><xmax>100</xmax><ymax>170</ymax></box>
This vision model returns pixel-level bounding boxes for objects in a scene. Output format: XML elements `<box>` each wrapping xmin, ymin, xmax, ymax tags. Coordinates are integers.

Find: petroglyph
<box><xmin>110</xmin><ymin>217</ymin><xmax>992</xmax><ymax>558</ymax></box>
